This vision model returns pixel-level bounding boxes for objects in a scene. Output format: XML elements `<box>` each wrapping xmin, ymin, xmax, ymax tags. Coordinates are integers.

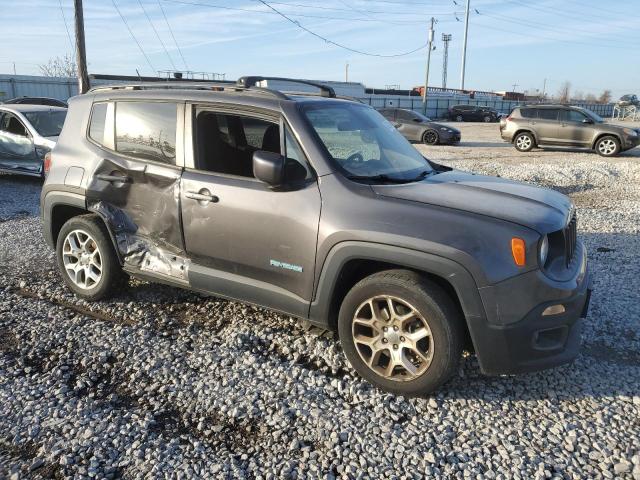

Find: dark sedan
<box><xmin>447</xmin><ymin>104</ymin><xmax>498</xmax><ymax>122</ymax></box>
<box><xmin>378</xmin><ymin>108</ymin><xmax>461</xmax><ymax>145</ymax></box>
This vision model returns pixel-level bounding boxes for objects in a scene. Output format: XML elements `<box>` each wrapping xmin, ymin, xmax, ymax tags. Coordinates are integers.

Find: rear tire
<box><xmin>338</xmin><ymin>270</ymin><xmax>464</xmax><ymax>396</ymax></box>
<box><xmin>422</xmin><ymin>129</ymin><xmax>439</xmax><ymax>145</ymax></box>
<box><xmin>595</xmin><ymin>135</ymin><xmax>620</xmax><ymax>157</ymax></box>
<box><xmin>455</xmin><ymin>114</ymin><xmax>463</xmax><ymax>122</ymax></box>
<box><xmin>483</xmin><ymin>115</ymin><xmax>492</xmax><ymax>122</ymax></box>
<box><xmin>514</xmin><ymin>132</ymin><xmax>535</xmax><ymax>152</ymax></box>
<box><xmin>56</xmin><ymin>214</ymin><xmax>125</xmax><ymax>301</ymax></box>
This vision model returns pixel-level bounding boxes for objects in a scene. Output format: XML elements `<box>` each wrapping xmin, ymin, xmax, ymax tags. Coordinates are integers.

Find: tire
<box><xmin>595</xmin><ymin>135</ymin><xmax>620</xmax><ymax>157</ymax></box>
<box><xmin>483</xmin><ymin>115</ymin><xmax>492</xmax><ymax>122</ymax></box>
<box><xmin>338</xmin><ymin>270</ymin><xmax>464</xmax><ymax>396</ymax></box>
<box><xmin>455</xmin><ymin>114</ymin><xmax>463</xmax><ymax>122</ymax></box>
<box><xmin>56</xmin><ymin>214</ymin><xmax>125</xmax><ymax>301</ymax></box>
<box><xmin>422</xmin><ymin>129</ymin><xmax>439</xmax><ymax>145</ymax></box>
<box><xmin>514</xmin><ymin>132</ymin><xmax>535</xmax><ymax>152</ymax></box>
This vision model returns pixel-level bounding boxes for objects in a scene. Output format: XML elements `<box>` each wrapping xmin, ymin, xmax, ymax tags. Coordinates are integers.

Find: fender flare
<box><xmin>41</xmin><ymin>191</ymin><xmax>87</xmax><ymax>249</ymax></box>
<box><xmin>308</xmin><ymin>241</ymin><xmax>486</xmax><ymax>327</ymax></box>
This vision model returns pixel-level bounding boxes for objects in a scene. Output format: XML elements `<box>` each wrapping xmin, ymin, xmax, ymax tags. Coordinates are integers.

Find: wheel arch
<box><xmin>513</xmin><ymin>129</ymin><xmax>538</xmax><ymax>145</ymax></box>
<box><xmin>591</xmin><ymin>132</ymin><xmax>621</xmax><ymax>150</ymax></box>
<box><xmin>309</xmin><ymin>241</ymin><xmax>485</xmax><ymax>350</ymax></box>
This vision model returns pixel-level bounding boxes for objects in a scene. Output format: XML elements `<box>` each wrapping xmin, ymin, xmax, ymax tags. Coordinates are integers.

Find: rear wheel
<box><xmin>514</xmin><ymin>132</ymin><xmax>535</xmax><ymax>152</ymax></box>
<box><xmin>483</xmin><ymin>115</ymin><xmax>492</xmax><ymax>122</ymax></box>
<box><xmin>455</xmin><ymin>114</ymin><xmax>463</xmax><ymax>122</ymax></box>
<box><xmin>56</xmin><ymin>215</ymin><xmax>125</xmax><ymax>301</ymax></box>
<box><xmin>595</xmin><ymin>136</ymin><xmax>620</xmax><ymax>157</ymax></box>
<box><xmin>422</xmin><ymin>129</ymin><xmax>439</xmax><ymax>145</ymax></box>
<box><xmin>338</xmin><ymin>270</ymin><xmax>464</xmax><ymax>396</ymax></box>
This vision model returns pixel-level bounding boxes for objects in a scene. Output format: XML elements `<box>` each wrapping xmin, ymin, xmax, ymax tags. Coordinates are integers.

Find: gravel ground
<box><xmin>1</xmin><ymin>124</ymin><xmax>639</xmax><ymax>479</ymax></box>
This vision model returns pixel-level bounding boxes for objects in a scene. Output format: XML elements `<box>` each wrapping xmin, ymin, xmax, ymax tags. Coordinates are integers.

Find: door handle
<box><xmin>96</xmin><ymin>173</ymin><xmax>131</xmax><ymax>183</ymax></box>
<box><xmin>185</xmin><ymin>190</ymin><xmax>219</xmax><ymax>203</ymax></box>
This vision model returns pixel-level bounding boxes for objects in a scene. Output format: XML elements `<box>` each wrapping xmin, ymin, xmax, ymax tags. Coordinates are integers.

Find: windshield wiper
<box><xmin>346</xmin><ymin>171</ymin><xmax>431</xmax><ymax>184</ymax></box>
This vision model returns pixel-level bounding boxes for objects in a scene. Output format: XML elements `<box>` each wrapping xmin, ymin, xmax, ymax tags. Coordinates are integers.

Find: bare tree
<box><xmin>557</xmin><ymin>81</ymin><xmax>571</xmax><ymax>103</ymax></box>
<box><xmin>598</xmin><ymin>89</ymin><xmax>612</xmax><ymax>104</ymax></box>
<box><xmin>39</xmin><ymin>54</ymin><xmax>77</xmax><ymax>78</ymax></box>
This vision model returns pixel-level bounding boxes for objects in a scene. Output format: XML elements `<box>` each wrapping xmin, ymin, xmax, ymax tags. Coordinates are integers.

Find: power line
<box><xmin>137</xmin><ymin>0</ymin><xmax>177</xmax><ymax>70</ymax></box>
<box><xmin>158</xmin><ymin>0</ymin><xmax>189</xmax><ymax>70</ymax></box>
<box><xmin>58</xmin><ymin>0</ymin><xmax>75</xmax><ymax>54</ymax></box>
<box><xmin>112</xmin><ymin>0</ymin><xmax>156</xmax><ymax>73</ymax></box>
<box><xmin>253</xmin><ymin>0</ymin><xmax>431</xmax><ymax>56</ymax></box>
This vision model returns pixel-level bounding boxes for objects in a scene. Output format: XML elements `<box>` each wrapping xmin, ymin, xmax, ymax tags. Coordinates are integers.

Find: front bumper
<box><xmin>441</xmin><ymin>130</ymin><xmax>461</xmax><ymax>144</ymax></box>
<box><xmin>470</xmin><ymin>244</ymin><xmax>592</xmax><ymax>375</ymax></box>
<box><xmin>622</xmin><ymin>135</ymin><xmax>640</xmax><ymax>150</ymax></box>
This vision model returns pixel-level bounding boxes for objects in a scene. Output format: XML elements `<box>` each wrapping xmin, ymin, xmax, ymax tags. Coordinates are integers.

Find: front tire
<box><xmin>514</xmin><ymin>132</ymin><xmax>535</xmax><ymax>152</ymax></box>
<box><xmin>56</xmin><ymin>214</ymin><xmax>124</xmax><ymax>301</ymax></box>
<box><xmin>595</xmin><ymin>136</ymin><xmax>620</xmax><ymax>157</ymax></box>
<box><xmin>422</xmin><ymin>129</ymin><xmax>439</xmax><ymax>145</ymax></box>
<box><xmin>483</xmin><ymin>115</ymin><xmax>492</xmax><ymax>122</ymax></box>
<box><xmin>455</xmin><ymin>114</ymin><xmax>463</xmax><ymax>122</ymax></box>
<box><xmin>338</xmin><ymin>270</ymin><xmax>464</xmax><ymax>396</ymax></box>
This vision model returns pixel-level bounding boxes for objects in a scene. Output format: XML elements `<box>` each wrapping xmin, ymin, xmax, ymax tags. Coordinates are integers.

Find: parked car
<box><xmin>41</xmin><ymin>77</ymin><xmax>591</xmax><ymax>396</ymax></box>
<box><xmin>4</xmin><ymin>96</ymin><xmax>68</xmax><ymax>108</ymax></box>
<box><xmin>378</xmin><ymin>108</ymin><xmax>461</xmax><ymax>145</ymax></box>
<box><xmin>617</xmin><ymin>94</ymin><xmax>639</xmax><ymax>107</ymax></box>
<box><xmin>447</xmin><ymin>104</ymin><xmax>498</xmax><ymax>122</ymax></box>
<box><xmin>500</xmin><ymin>104</ymin><xmax>640</xmax><ymax>157</ymax></box>
<box><xmin>0</xmin><ymin>105</ymin><xmax>67</xmax><ymax>176</ymax></box>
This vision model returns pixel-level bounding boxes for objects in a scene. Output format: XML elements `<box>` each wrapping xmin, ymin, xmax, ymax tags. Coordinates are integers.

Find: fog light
<box><xmin>542</xmin><ymin>304</ymin><xmax>566</xmax><ymax>316</ymax></box>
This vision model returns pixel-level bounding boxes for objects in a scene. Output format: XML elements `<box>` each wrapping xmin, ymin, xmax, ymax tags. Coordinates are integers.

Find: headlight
<box><xmin>539</xmin><ymin>235</ymin><xmax>549</xmax><ymax>266</ymax></box>
<box><xmin>440</xmin><ymin>127</ymin><xmax>450</xmax><ymax>132</ymax></box>
<box><xmin>623</xmin><ymin>128</ymin><xmax>638</xmax><ymax>137</ymax></box>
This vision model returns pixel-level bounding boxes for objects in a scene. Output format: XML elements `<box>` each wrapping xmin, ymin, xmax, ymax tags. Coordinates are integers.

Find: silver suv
<box><xmin>500</xmin><ymin>105</ymin><xmax>640</xmax><ymax>156</ymax></box>
<box><xmin>41</xmin><ymin>77</ymin><xmax>591</xmax><ymax>396</ymax></box>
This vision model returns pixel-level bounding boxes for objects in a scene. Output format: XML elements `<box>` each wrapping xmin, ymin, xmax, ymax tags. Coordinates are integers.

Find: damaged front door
<box><xmin>85</xmin><ymin>100</ymin><xmax>188</xmax><ymax>282</ymax></box>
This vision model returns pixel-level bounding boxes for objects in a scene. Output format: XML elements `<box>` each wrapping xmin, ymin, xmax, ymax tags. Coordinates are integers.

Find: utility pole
<box><xmin>441</xmin><ymin>34</ymin><xmax>452</xmax><ymax>88</ymax></box>
<box><xmin>460</xmin><ymin>0</ymin><xmax>470</xmax><ymax>90</ymax></box>
<box><xmin>13</xmin><ymin>62</ymin><xmax>16</xmax><ymax>75</ymax></box>
<box><xmin>74</xmin><ymin>0</ymin><xmax>90</xmax><ymax>94</ymax></box>
<box><xmin>542</xmin><ymin>78</ymin><xmax>547</xmax><ymax>99</ymax></box>
<box><xmin>422</xmin><ymin>17</ymin><xmax>435</xmax><ymax>115</ymax></box>
<box><xmin>511</xmin><ymin>82</ymin><xmax>519</xmax><ymax>92</ymax></box>
<box><xmin>345</xmin><ymin>62</ymin><xmax>349</xmax><ymax>82</ymax></box>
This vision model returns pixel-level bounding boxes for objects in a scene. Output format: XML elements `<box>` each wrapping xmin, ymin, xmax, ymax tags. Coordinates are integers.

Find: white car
<box><xmin>0</xmin><ymin>105</ymin><xmax>67</xmax><ymax>177</ymax></box>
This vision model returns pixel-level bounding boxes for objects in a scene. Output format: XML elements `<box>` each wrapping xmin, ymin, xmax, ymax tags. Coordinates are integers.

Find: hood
<box><xmin>372</xmin><ymin>170</ymin><xmax>572</xmax><ymax>233</ymax></box>
<box><xmin>426</xmin><ymin>122</ymin><xmax>459</xmax><ymax>133</ymax></box>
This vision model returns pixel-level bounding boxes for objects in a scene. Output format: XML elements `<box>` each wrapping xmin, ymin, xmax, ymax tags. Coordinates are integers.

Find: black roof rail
<box><xmin>87</xmin><ymin>81</ymin><xmax>289</xmax><ymax>99</ymax></box>
<box><xmin>237</xmin><ymin>76</ymin><xmax>336</xmax><ymax>98</ymax></box>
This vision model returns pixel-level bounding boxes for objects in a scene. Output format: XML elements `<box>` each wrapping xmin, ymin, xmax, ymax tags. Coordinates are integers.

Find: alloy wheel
<box><xmin>598</xmin><ymin>139</ymin><xmax>616</xmax><ymax>155</ymax></box>
<box><xmin>424</xmin><ymin>131</ymin><xmax>438</xmax><ymax>144</ymax></box>
<box><xmin>351</xmin><ymin>295</ymin><xmax>434</xmax><ymax>382</ymax></box>
<box><xmin>516</xmin><ymin>135</ymin><xmax>532</xmax><ymax>150</ymax></box>
<box><xmin>62</xmin><ymin>229</ymin><xmax>103</xmax><ymax>290</ymax></box>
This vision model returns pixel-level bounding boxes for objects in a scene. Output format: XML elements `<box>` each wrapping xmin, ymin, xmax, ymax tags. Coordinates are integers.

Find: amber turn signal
<box><xmin>511</xmin><ymin>237</ymin><xmax>526</xmax><ymax>266</ymax></box>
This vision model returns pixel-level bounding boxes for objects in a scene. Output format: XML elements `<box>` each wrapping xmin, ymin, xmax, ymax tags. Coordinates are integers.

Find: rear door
<box><xmin>558</xmin><ymin>109</ymin><xmax>594</xmax><ymax>147</ymax></box>
<box><xmin>84</xmin><ymin>100</ymin><xmax>188</xmax><ymax>281</ymax></box>
<box><xmin>0</xmin><ymin>112</ymin><xmax>39</xmax><ymax>174</ymax></box>
<box><xmin>532</xmin><ymin>108</ymin><xmax>561</xmax><ymax>144</ymax></box>
<box><xmin>180</xmin><ymin>104</ymin><xmax>321</xmax><ymax>316</ymax></box>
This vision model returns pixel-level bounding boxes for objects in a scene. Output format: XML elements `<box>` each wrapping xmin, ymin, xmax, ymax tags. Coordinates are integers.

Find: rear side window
<box><xmin>115</xmin><ymin>102</ymin><xmax>177</xmax><ymax>164</ymax></box>
<box><xmin>538</xmin><ymin>109</ymin><xmax>560</xmax><ymax>121</ymax></box>
<box><xmin>519</xmin><ymin>108</ymin><xmax>536</xmax><ymax>118</ymax></box>
<box><xmin>89</xmin><ymin>103</ymin><xmax>108</xmax><ymax>145</ymax></box>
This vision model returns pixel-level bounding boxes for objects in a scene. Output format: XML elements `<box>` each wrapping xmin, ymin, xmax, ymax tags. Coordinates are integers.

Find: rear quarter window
<box><xmin>115</xmin><ymin>101</ymin><xmax>177</xmax><ymax>165</ymax></box>
<box><xmin>519</xmin><ymin>108</ymin><xmax>536</xmax><ymax>118</ymax></box>
<box><xmin>88</xmin><ymin>103</ymin><xmax>108</xmax><ymax>145</ymax></box>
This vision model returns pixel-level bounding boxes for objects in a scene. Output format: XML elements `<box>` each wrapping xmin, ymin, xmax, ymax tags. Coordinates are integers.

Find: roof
<box><xmin>0</xmin><ymin>104</ymin><xmax>67</xmax><ymax>113</ymax></box>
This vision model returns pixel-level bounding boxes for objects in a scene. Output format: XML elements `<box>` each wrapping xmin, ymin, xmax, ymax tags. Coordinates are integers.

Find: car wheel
<box><xmin>422</xmin><ymin>129</ymin><xmax>439</xmax><ymax>145</ymax></box>
<box><xmin>56</xmin><ymin>214</ymin><xmax>125</xmax><ymax>301</ymax></box>
<box><xmin>455</xmin><ymin>114</ymin><xmax>463</xmax><ymax>122</ymax></box>
<box><xmin>514</xmin><ymin>132</ymin><xmax>535</xmax><ymax>152</ymax></box>
<box><xmin>338</xmin><ymin>270</ymin><xmax>464</xmax><ymax>396</ymax></box>
<box><xmin>483</xmin><ymin>115</ymin><xmax>492</xmax><ymax>122</ymax></box>
<box><xmin>595</xmin><ymin>136</ymin><xmax>620</xmax><ymax>157</ymax></box>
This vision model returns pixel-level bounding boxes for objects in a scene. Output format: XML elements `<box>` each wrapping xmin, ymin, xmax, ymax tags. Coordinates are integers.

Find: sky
<box><xmin>1</xmin><ymin>0</ymin><xmax>639</xmax><ymax>98</ymax></box>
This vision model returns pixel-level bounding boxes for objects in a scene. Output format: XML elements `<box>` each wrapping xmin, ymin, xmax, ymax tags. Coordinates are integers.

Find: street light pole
<box><xmin>422</xmin><ymin>17</ymin><xmax>435</xmax><ymax>115</ymax></box>
<box><xmin>460</xmin><ymin>0</ymin><xmax>470</xmax><ymax>90</ymax></box>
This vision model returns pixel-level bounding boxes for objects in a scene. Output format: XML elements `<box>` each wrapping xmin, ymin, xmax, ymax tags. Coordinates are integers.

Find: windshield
<box><xmin>301</xmin><ymin>103</ymin><xmax>432</xmax><ymax>181</ymax></box>
<box><xmin>23</xmin><ymin>110</ymin><xmax>67</xmax><ymax>137</ymax></box>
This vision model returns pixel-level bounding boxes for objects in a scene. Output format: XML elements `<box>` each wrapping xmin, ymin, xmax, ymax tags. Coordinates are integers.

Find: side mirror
<box><xmin>412</xmin><ymin>118</ymin><xmax>422</xmax><ymax>123</ymax></box>
<box><xmin>582</xmin><ymin>118</ymin><xmax>593</xmax><ymax>124</ymax></box>
<box><xmin>253</xmin><ymin>150</ymin><xmax>285</xmax><ymax>186</ymax></box>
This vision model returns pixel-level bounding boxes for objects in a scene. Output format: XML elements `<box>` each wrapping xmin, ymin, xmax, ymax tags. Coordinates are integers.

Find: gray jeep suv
<box><xmin>500</xmin><ymin>104</ymin><xmax>640</xmax><ymax>156</ymax></box>
<box><xmin>41</xmin><ymin>77</ymin><xmax>592</xmax><ymax>396</ymax></box>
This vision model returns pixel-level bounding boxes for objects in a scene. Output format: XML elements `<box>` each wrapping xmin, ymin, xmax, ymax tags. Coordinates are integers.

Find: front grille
<box><xmin>563</xmin><ymin>213</ymin><xmax>577</xmax><ymax>267</ymax></box>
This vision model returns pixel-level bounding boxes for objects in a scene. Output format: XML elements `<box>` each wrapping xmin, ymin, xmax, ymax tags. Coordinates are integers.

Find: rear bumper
<box><xmin>470</xmin><ymin>244</ymin><xmax>591</xmax><ymax>375</ymax></box>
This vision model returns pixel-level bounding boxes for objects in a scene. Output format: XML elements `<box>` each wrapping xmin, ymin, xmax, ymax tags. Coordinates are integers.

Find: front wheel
<box><xmin>56</xmin><ymin>214</ymin><xmax>125</xmax><ymax>301</ymax></box>
<box><xmin>455</xmin><ymin>114</ymin><xmax>464</xmax><ymax>122</ymax></box>
<box><xmin>338</xmin><ymin>270</ymin><xmax>464</xmax><ymax>396</ymax></box>
<box><xmin>595</xmin><ymin>136</ymin><xmax>620</xmax><ymax>157</ymax></box>
<box><xmin>422</xmin><ymin>129</ymin><xmax>439</xmax><ymax>145</ymax></box>
<box><xmin>514</xmin><ymin>132</ymin><xmax>535</xmax><ymax>152</ymax></box>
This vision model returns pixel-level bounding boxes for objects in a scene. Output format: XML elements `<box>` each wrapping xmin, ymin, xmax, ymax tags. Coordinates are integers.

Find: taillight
<box><xmin>505</xmin><ymin>115</ymin><xmax>512</xmax><ymax>122</ymax></box>
<box><xmin>43</xmin><ymin>152</ymin><xmax>52</xmax><ymax>176</ymax></box>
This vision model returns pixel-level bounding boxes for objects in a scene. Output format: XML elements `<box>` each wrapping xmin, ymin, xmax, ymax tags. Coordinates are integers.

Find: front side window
<box><xmin>115</xmin><ymin>102</ymin><xmax>177</xmax><ymax>164</ymax></box>
<box><xmin>563</xmin><ymin>110</ymin><xmax>587</xmax><ymax>123</ymax></box>
<box><xmin>301</xmin><ymin>103</ymin><xmax>432</xmax><ymax>181</ymax></box>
